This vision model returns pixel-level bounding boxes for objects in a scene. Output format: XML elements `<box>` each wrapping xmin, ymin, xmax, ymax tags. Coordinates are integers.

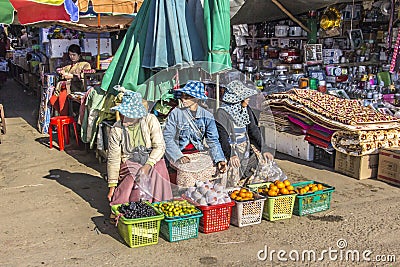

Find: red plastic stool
<box><xmin>49</xmin><ymin>116</ymin><xmax>79</xmax><ymax>151</ymax></box>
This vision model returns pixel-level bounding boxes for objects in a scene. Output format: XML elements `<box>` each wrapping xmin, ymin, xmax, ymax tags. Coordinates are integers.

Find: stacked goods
<box><xmin>153</xmin><ymin>200</ymin><xmax>203</xmax><ymax>242</ymax></box>
<box><xmin>153</xmin><ymin>200</ymin><xmax>200</xmax><ymax>217</ymax></box>
<box><xmin>228</xmin><ymin>188</ymin><xmax>265</xmax><ymax>227</ymax></box>
<box><xmin>184</xmin><ymin>180</ymin><xmax>232</xmax><ymax>206</ymax></box>
<box><xmin>183</xmin><ymin>181</ymin><xmax>234</xmax><ymax>234</ymax></box>
<box><xmin>248</xmin><ymin>180</ymin><xmax>296</xmax><ymax>221</ymax></box>
<box><xmin>291</xmin><ymin>181</ymin><xmax>335</xmax><ymax>216</ymax></box>
<box><xmin>257</xmin><ymin>180</ymin><xmax>296</xmax><ymax>197</ymax></box>
<box><xmin>229</xmin><ymin>188</ymin><xmax>254</xmax><ymax>201</ymax></box>
<box><xmin>111</xmin><ymin>201</ymin><xmax>164</xmax><ymax>248</ymax></box>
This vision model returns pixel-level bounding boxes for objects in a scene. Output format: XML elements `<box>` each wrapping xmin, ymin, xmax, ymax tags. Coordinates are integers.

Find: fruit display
<box><xmin>153</xmin><ymin>200</ymin><xmax>200</xmax><ymax>218</ymax></box>
<box><xmin>295</xmin><ymin>183</ymin><xmax>325</xmax><ymax>195</ymax></box>
<box><xmin>257</xmin><ymin>180</ymin><xmax>296</xmax><ymax>197</ymax></box>
<box><xmin>184</xmin><ymin>180</ymin><xmax>232</xmax><ymax>206</ymax></box>
<box><xmin>118</xmin><ymin>201</ymin><xmax>157</xmax><ymax>219</ymax></box>
<box><xmin>230</xmin><ymin>188</ymin><xmax>255</xmax><ymax>201</ymax></box>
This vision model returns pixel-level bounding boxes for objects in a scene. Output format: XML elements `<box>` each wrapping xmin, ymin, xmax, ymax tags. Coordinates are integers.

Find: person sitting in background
<box><xmin>0</xmin><ymin>32</ymin><xmax>10</xmax><ymax>59</ymax></box>
<box><xmin>50</xmin><ymin>44</ymin><xmax>91</xmax><ymax>115</ymax></box>
<box><xmin>107</xmin><ymin>91</ymin><xmax>173</xmax><ymax>206</ymax></box>
<box><xmin>216</xmin><ymin>80</ymin><xmax>274</xmax><ymax>187</ymax></box>
<box><xmin>163</xmin><ymin>80</ymin><xmax>227</xmax><ymax>187</ymax></box>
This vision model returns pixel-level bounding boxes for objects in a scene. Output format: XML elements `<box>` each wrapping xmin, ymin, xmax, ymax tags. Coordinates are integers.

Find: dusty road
<box><xmin>0</xmin><ymin>79</ymin><xmax>399</xmax><ymax>267</ymax></box>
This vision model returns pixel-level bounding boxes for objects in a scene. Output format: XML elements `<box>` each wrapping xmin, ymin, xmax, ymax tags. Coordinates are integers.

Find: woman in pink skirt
<box><xmin>107</xmin><ymin>90</ymin><xmax>173</xmax><ymax>205</ymax></box>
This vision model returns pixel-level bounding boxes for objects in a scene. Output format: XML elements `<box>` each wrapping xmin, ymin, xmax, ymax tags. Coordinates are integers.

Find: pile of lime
<box><xmin>153</xmin><ymin>200</ymin><xmax>200</xmax><ymax>217</ymax></box>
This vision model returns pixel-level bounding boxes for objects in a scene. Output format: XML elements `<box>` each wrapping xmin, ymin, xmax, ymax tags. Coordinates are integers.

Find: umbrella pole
<box><xmin>216</xmin><ymin>74</ymin><xmax>220</xmax><ymax>109</ymax></box>
<box><xmin>97</xmin><ymin>13</ymin><xmax>101</xmax><ymax>70</ymax></box>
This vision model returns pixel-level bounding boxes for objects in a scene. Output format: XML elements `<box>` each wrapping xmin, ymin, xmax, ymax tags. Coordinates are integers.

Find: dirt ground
<box><xmin>0</xmin><ymin>78</ymin><xmax>399</xmax><ymax>267</ymax></box>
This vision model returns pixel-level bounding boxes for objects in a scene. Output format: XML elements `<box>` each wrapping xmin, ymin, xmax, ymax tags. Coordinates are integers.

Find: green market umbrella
<box><xmin>100</xmin><ymin>0</ymin><xmax>152</xmax><ymax>96</ymax></box>
<box><xmin>203</xmin><ymin>0</ymin><xmax>231</xmax><ymax>73</ymax></box>
<box><xmin>0</xmin><ymin>1</ymin><xmax>15</xmax><ymax>24</ymax></box>
<box><xmin>142</xmin><ymin>0</ymin><xmax>205</xmax><ymax>69</ymax></box>
<box><xmin>101</xmin><ymin>0</ymin><xmax>207</xmax><ymax>101</ymax></box>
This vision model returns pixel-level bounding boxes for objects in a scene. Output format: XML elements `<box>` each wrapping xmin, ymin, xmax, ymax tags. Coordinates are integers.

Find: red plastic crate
<box><xmin>182</xmin><ymin>195</ymin><xmax>235</xmax><ymax>234</ymax></box>
<box><xmin>197</xmin><ymin>202</ymin><xmax>235</xmax><ymax>234</ymax></box>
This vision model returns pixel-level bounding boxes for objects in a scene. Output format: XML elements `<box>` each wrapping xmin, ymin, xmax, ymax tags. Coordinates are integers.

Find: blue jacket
<box><xmin>163</xmin><ymin>106</ymin><xmax>226</xmax><ymax>164</ymax></box>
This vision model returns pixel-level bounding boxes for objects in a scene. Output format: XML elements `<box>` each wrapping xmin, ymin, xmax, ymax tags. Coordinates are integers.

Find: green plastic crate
<box><xmin>111</xmin><ymin>203</ymin><xmax>164</xmax><ymax>248</ymax></box>
<box><xmin>247</xmin><ymin>182</ymin><xmax>296</xmax><ymax>221</ymax></box>
<box><xmin>152</xmin><ymin>200</ymin><xmax>203</xmax><ymax>242</ymax></box>
<box><xmin>291</xmin><ymin>181</ymin><xmax>335</xmax><ymax>216</ymax></box>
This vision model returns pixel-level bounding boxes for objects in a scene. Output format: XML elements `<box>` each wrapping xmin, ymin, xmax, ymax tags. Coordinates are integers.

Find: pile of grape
<box><xmin>118</xmin><ymin>201</ymin><xmax>157</xmax><ymax>219</ymax></box>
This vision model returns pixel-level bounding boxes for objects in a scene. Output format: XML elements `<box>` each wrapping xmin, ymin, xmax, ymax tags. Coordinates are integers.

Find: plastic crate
<box><xmin>226</xmin><ymin>188</ymin><xmax>265</xmax><ymax>227</ymax></box>
<box><xmin>313</xmin><ymin>146</ymin><xmax>336</xmax><ymax>168</ymax></box>
<box><xmin>197</xmin><ymin>201</ymin><xmax>235</xmax><ymax>233</ymax></box>
<box><xmin>153</xmin><ymin>200</ymin><xmax>203</xmax><ymax>242</ymax></box>
<box><xmin>111</xmin><ymin>203</ymin><xmax>164</xmax><ymax>248</ymax></box>
<box><xmin>247</xmin><ymin>183</ymin><xmax>296</xmax><ymax>221</ymax></box>
<box><xmin>291</xmin><ymin>181</ymin><xmax>335</xmax><ymax>216</ymax></box>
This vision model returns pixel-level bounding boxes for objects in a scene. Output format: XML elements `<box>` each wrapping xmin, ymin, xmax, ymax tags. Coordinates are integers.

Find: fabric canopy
<box><xmin>100</xmin><ymin>0</ymin><xmax>152</xmax><ymax>95</ymax></box>
<box><xmin>230</xmin><ymin>0</ymin><xmax>355</xmax><ymax>25</ymax></box>
<box><xmin>142</xmin><ymin>0</ymin><xmax>205</xmax><ymax>69</ymax></box>
<box><xmin>1</xmin><ymin>0</ymin><xmax>74</xmax><ymax>25</ymax></box>
<box><xmin>0</xmin><ymin>1</ymin><xmax>15</xmax><ymax>24</ymax></box>
<box><xmin>78</xmin><ymin>0</ymin><xmax>143</xmax><ymax>14</ymax></box>
<box><xmin>204</xmin><ymin>0</ymin><xmax>231</xmax><ymax>73</ymax></box>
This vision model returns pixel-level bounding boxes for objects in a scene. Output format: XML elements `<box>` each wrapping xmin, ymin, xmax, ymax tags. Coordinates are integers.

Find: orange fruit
<box><xmin>258</xmin><ymin>188</ymin><xmax>263</xmax><ymax>193</ymax></box>
<box><xmin>239</xmin><ymin>192</ymin><xmax>247</xmax><ymax>198</ymax></box>
<box><xmin>317</xmin><ymin>184</ymin><xmax>324</xmax><ymax>190</ymax></box>
<box><xmin>311</xmin><ymin>186</ymin><xmax>318</xmax><ymax>192</ymax></box>
<box><xmin>277</xmin><ymin>182</ymin><xmax>285</xmax><ymax>189</ymax></box>
<box><xmin>230</xmin><ymin>192</ymin><xmax>237</xmax><ymax>199</ymax></box>
<box><xmin>304</xmin><ymin>186</ymin><xmax>310</xmax><ymax>192</ymax></box>
<box><xmin>299</xmin><ymin>188</ymin><xmax>307</xmax><ymax>194</ymax></box>
<box><xmin>267</xmin><ymin>190</ymin><xmax>277</xmax><ymax>197</ymax></box>
<box><xmin>286</xmin><ymin>185</ymin><xmax>294</xmax><ymax>191</ymax></box>
<box><xmin>289</xmin><ymin>190</ymin><xmax>296</xmax><ymax>194</ymax></box>
<box><xmin>236</xmin><ymin>196</ymin><xmax>242</xmax><ymax>201</ymax></box>
<box><xmin>240</xmin><ymin>188</ymin><xmax>247</xmax><ymax>193</ymax></box>
<box><xmin>269</xmin><ymin>185</ymin><xmax>278</xmax><ymax>191</ymax></box>
<box><xmin>280</xmin><ymin>188</ymin><xmax>290</xmax><ymax>195</ymax></box>
<box><xmin>274</xmin><ymin>180</ymin><xmax>280</xmax><ymax>185</ymax></box>
<box><xmin>283</xmin><ymin>180</ymin><xmax>291</xmax><ymax>186</ymax></box>
<box><xmin>246</xmin><ymin>192</ymin><xmax>253</xmax><ymax>199</ymax></box>
<box><xmin>233</xmin><ymin>190</ymin><xmax>240</xmax><ymax>195</ymax></box>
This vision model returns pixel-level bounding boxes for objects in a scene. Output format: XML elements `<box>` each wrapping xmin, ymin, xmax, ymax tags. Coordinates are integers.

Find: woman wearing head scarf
<box><xmin>107</xmin><ymin>91</ymin><xmax>173</xmax><ymax>205</ymax></box>
<box><xmin>216</xmin><ymin>80</ymin><xmax>274</xmax><ymax>187</ymax></box>
<box><xmin>163</xmin><ymin>80</ymin><xmax>227</xmax><ymax>187</ymax></box>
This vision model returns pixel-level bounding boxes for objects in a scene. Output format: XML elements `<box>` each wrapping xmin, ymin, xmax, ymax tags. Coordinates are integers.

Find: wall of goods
<box><xmin>8</xmin><ymin>26</ymin><xmax>118</xmax><ymax>95</ymax></box>
<box><xmin>232</xmin><ymin>2</ymin><xmax>400</xmax><ymax>184</ymax></box>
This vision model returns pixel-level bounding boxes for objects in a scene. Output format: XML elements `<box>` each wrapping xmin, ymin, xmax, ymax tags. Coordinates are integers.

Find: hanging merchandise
<box><xmin>390</xmin><ymin>27</ymin><xmax>400</xmax><ymax>73</ymax></box>
<box><xmin>307</xmin><ymin>10</ymin><xmax>318</xmax><ymax>44</ymax></box>
<box><xmin>320</xmin><ymin>6</ymin><xmax>342</xmax><ymax>37</ymax></box>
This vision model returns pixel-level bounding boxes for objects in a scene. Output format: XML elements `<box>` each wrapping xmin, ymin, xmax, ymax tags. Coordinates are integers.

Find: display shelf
<box><xmin>246</xmin><ymin>36</ymin><xmax>307</xmax><ymax>41</ymax></box>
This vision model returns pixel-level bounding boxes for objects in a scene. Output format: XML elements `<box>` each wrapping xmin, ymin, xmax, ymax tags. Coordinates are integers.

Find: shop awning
<box><xmin>0</xmin><ymin>0</ymin><xmax>76</xmax><ymax>25</ymax></box>
<box><xmin>230</xmin><ymin>0</ymin><xmax>355</xmax><ymax>25</ymax></box>
<box><xmin>77</xmin><ymin>0</ymin><xmax>144</xmax><ymax>14</ymax></box>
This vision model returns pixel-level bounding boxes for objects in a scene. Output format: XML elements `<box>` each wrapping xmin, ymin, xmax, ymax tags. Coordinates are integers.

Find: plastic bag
<box><xmin>252</xmin><ymin>160</ymin><xmax>287</xmax><ymax>183</ymax></box>
<box><xmin>134</xmin><ymin>173</ymin><xmax>152</xmax><ymax>201</ymax></box>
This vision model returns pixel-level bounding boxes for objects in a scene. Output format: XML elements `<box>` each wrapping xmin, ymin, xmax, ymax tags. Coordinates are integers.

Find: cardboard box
<box><xmin>377</xmin><ymin>148</ymin><xmax>400</xmax><ymax>186</ymax></box>
<box><xmin>261</xmin><ymin>128</ymin><xmax>314</xmax><ymax>161</ymax></box>
<box><xmin>335</xmin><ymin>152</ymin><xmax>379</xmax><ymax>180</ymax></box>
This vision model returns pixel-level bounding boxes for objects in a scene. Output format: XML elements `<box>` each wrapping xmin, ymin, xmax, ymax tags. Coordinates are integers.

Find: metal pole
<box><xmin>97</xmin><ymin>13</ymin><xmax>101</xmax><ymax>70</ymax></box>
<box><xmin>216</xmin><ymin>74</ymin><xmax>220</xmax><ymax>109</ymax></box>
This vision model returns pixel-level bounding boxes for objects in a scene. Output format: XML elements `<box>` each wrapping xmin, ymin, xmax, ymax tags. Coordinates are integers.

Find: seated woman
<box><xmin>163</xmin><ymin>80</ymin><xmax>227</xmax><ymax>187</ymax></box>
<box><xmin>216</xmin><ymin>80</ymin><xmax>274</xmax><ymax>187</ymax></box>
<box><xmin>50</xmin><ymin>44</ymin><xmax>92</xmax><ymax>115</ymax></box>
<box><xmin>107</xmin><ymin>91</ymin><xmax>173</xmax><ymax>205</ymax></box>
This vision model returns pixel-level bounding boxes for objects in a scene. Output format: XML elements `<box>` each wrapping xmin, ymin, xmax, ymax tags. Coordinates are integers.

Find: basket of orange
<box><xmin>247</xmin><ymin>180</ymin><xmax>297</xmax><ymax>221</ymax></box>
<box><xmin>228</xmin><ymin>188</ymin><xmax>265</xmax><ymax>227</ymax></box>
<box><xmin>291</xmin><ymin>181</ymin><xmax>335</xmax><ymax>216</ymax></box>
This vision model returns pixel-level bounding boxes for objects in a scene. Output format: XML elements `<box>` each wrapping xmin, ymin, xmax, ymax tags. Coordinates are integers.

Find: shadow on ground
<box><xmin>42</xmin><ymin>169</ymin><xmax>125</xmax><ymax>245</ymax></box>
